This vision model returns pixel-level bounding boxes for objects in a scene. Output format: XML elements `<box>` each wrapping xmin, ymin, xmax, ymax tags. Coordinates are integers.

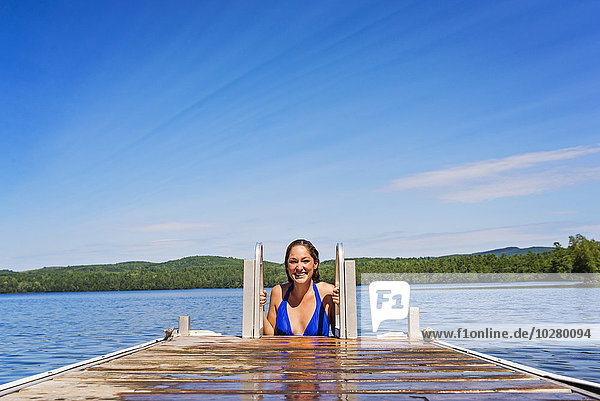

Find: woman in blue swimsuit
<box><xmin>260</xmin><ymin>239</ymin><xmax>339</xmax><ymax>336</ymax></box>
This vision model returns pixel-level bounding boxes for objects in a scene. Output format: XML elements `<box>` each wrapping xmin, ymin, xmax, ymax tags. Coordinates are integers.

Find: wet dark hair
<box><xmin>284</xmin><ymin>239</ymin><xmax>320</xmax><ymax>283</ymax></box>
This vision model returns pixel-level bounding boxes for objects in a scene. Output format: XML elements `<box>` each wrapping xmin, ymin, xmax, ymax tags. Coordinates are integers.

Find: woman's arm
<box><xmin>259</xmin><ymin>285</ymin><xmax>281</xmax><ymax>336</ymax></box>
<box><xmin>318</xmin><ymin>282</ymin><xmax>339</xmax><ymax>334</ymax></box>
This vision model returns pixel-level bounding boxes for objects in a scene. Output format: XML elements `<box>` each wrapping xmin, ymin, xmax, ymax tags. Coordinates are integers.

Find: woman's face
<box><xmin>287</xmin><ymin>245</ymin><xmax>318</xmax><ymax>284</ymax></box>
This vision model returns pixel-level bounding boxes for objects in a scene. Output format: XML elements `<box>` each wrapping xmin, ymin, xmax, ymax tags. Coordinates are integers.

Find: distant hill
<box><xmin>472</xmin><ymin>246</ymin><xmax>554</xmax><ymax>257</ymax></box>
<box><xmin>0</xmin><ymin>256</ymin><xmax>287</xmax><ymax>293</ymax></box>
<box><xmin>0</xmin><ymin>246</ymin><xmax>568</xmax><ymax>293</ymax></box>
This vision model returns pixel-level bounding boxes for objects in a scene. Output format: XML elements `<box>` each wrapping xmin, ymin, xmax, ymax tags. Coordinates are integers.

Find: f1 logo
<box><xmin>368</xmin><ymin>281</ymin><xmax>410</xmax><ymax>332</ymax></box>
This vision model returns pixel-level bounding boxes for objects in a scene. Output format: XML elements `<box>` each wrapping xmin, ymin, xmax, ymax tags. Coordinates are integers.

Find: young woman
<box><xmin>259</xmin><ymin>239</ymin><xmax>339</xmax><ymax>336</ymax></box>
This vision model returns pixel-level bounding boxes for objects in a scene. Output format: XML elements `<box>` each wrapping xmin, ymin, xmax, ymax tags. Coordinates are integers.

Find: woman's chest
<box><xmin>286</xmin><ymin>298</ymin><xmax>318</xmax><ymax>335</ymax></box>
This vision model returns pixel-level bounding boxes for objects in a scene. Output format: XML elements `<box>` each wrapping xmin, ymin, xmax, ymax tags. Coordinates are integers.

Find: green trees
<box><xmin>550</xmin><ymin>242</ymin><xmax>571</xmax><ymax>273</ymax></box>
<box><xmin>550</xmin><ymin>235</ymin><xmax>600</xmax><ymax>273</ymax></box>
<box><xmin>569</xmin><ymin>234</ymin><xmax>600</xmax><ymax>273</ymax></box>
<box><xmin>1</xmin><ymin>234</ymin><xmax>597</xmax><ymax>293</ymax></box>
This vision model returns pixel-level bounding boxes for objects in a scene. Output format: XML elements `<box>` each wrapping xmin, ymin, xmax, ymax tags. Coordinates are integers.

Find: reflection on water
<box><xmin>359</xmin><ymin>283</ymin><xmax>600</xmax><ymax>383</ymax></box>
<box><xmin>240</xmin><ymin>338</ymin><xmax>358</xmax><ymax>400</ymax></box>
<box><xmin>280</xmin><ymin>341</ymin><xmax>325</xmax><ymax>400</ymax></box>
<box><xmin>0</xmin><ymin>285</ymin><xmax>599</xmax><ymax>385</ymax></box>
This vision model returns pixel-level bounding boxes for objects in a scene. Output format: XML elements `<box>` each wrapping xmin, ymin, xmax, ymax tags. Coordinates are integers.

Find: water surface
<box><xmin>1</xmin><ymin>285</ymin><xmax>598</xmax><ymax>385</ymax></box>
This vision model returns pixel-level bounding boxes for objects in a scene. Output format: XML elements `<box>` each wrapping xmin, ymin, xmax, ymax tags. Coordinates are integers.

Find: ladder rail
<box><xmin>254</xmin><ymin>242</ymin><xmax>264</xmax><ymax>338</ymax></box>
<box><xmin>335</xmin><ymin>242</ymin><xmax>346</xmax><ymax>338</ymax></box>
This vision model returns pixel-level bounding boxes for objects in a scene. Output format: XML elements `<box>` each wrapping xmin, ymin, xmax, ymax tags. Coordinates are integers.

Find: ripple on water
<box><xmin>0</xmin><ymin>286</ymin><xmax>599</xmax><ymax>385</ymax></box>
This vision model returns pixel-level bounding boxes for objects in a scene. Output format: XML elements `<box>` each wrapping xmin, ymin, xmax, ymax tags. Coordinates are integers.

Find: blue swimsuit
<box><xmin>275</xmin><ymin>281</ymin><xmax>329</xmax><ymax>336</ymax></box>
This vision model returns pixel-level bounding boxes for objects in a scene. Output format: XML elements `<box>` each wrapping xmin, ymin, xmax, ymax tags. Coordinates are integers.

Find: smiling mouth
<box><xmin>293</xmin><ymin>272</ymin><xmax>307</xmax><ymax>279</ymax></box>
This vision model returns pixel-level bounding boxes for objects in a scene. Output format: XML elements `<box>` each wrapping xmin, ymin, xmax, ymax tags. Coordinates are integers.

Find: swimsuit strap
<box><xmin>275</xmin><ymin>285</ymin><xmax>292</xmax><ymax>335</ymax></box>
<box><xmin>304</xmin><ymin>281</ymin><xmax>329</xmax><ymax>336</ymax></box>
<box><xmin>312</xmin><ymin>281</ymin><xmax>321</xmax><ymax>306</ymax></box>
<box><xmin>282</xmin><ymin>283</ymin><xmax>293</xmax><ymax>301</ymax></box>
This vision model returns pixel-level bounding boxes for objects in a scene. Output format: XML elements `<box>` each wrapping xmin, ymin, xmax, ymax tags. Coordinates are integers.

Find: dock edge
<box><xmin>434</xmin><ymin>339</ymin><xmax>600</xmax><ymax>400</ymax></box>
<box><xmin>0</xmin><ymin>337</ymin><xmax>166</xmax><ymax>397</ymax></box>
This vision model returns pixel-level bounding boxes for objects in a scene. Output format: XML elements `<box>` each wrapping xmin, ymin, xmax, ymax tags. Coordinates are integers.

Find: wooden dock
<box><xmin>2</xmin><ymin>336</ymin><xmax>596</xmax><ymax>400</ymax></box>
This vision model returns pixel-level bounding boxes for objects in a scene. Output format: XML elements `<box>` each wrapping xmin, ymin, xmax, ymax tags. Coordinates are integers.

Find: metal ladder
<box><xmin>242</xmin><ymin>243</ymin><xmax>264</xmax><ymax>338</ymax></box>
<box><xmin>242</xmin><ymin>242</ymin><xmax>357</xmax><ymax>339</ymax></box>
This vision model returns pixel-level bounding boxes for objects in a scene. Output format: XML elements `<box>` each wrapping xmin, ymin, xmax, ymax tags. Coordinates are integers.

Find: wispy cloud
<box><xmin>358</xmin><ymin>223</ymin><xmax>564</xmax><ymax>257</ymax></box>
<box><xmin>132</xmin><ymin>221</ymin><xmax>213</xmax><ymax>233</ymax></box>
<box><xmin>386</xmin><ymin>145</ymin><xmax>600</xmax><ymax>202</ymax></box>
<box><xmin>565</xmin><ymin>224</ymin><xmax>600</xmax><ymax>235</ymax></box>
<box><xmin>443</xmin><ymin>167</ymin><xmax>600</xmax><ymax>203</ymax></box>
<box><xmin>547</xmin><ymin>210</ymin><xmax>579</xmax><ymax>216</ymax></box>
<box><xmin>124</xmin><ymin>238</ymin><xmax>198</xmax><ymax>253</ymax></box>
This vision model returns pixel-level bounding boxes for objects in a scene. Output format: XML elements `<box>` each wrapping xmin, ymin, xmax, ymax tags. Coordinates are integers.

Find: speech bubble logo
<box><xmin>369</xmin><ymin>281</ymin><xmax>411</xmax><ymax>332</ymax></box>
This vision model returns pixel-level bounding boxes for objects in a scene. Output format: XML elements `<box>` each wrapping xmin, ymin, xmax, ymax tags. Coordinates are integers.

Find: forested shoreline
<box><xmin>1</xmin><ymin>235</ymin><xmax>598</xmax><ymax>294</ymax></box>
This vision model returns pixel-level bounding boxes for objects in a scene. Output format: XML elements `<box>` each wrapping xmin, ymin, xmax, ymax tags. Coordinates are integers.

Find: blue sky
<box><xmin>2</xmin><ymin>0</ymin><xmax>600</xmax><ymax>271</ymax></box>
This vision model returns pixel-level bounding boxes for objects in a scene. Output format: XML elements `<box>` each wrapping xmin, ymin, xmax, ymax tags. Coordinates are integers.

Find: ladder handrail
<box><xmin>254</xmin><ymin>242</ymin><xmax>264</xmax><ymax>337</ymax></box>
<box><xmin>335</xmin><ymin>242</ymin><xmax>346</xmax><ymax>338</ymax></box>
<box><xmin>242</xmin><ymin>243</ymin><xmax>264</xmax><ymax>338</ymax></box>
<box><xmin>335</xmin><ymin>242</ymin><xmax>358</xmax><ymax>339</ymax></box>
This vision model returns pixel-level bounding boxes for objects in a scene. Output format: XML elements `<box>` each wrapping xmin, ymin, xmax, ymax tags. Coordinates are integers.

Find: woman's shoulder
<box><xmin>270</xmin><ymin>283</ymin><xmax>289</xmax><ymax>301</ymax></box>
<box><xmin>316</xmin><ymin>281</ymin><xmax>334</xmax><ymax>295</ymax></box>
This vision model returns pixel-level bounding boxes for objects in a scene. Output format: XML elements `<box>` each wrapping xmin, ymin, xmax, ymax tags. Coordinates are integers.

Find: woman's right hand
<box><xmin>259</xmin><ymin>289</ymin><xmax>267</xmax><ymax>308</ymax></box>
<box><xmin>332</xmin><ymin>286</ymin><xmax>340</xmax><ymax>305</ymax></box>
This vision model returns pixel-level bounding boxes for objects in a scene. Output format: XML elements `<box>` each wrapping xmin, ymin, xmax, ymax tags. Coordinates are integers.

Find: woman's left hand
<box><xmin>259</xmin><ymin>289</ymin><xmax>268</xmax><ymax>308</ymax></box>
<box><xmin>332</xmin><ymin>286</ymin><xmax>340</xmax><ymax>305</ymax></box>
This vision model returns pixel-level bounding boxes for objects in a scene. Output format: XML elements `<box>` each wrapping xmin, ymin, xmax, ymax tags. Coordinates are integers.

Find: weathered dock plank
<box><xmin>2</xmin><ymin>336</ymin><xmax>594</xmax><ymax>400</ymax></box>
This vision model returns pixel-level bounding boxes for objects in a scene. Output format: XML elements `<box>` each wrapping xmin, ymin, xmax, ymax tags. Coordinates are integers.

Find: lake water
<box><xmin>1</xmin><ymin>285</ymin><xmax>599</xmax><ymax>385</ymax></box>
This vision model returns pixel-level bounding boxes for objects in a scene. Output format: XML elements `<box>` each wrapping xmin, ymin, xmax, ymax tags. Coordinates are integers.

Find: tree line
<box><xmin>1</xmin><ymin>234</ymin><xmax>598</xmax><ymax>294</ymax></box>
